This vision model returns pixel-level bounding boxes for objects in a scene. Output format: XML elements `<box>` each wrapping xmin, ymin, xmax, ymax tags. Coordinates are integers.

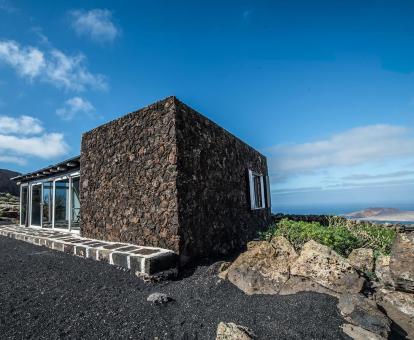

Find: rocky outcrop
<box><xmin>390</xmin><ymin>233</ymin><xmax>414</xmax><ymax>293</ymax></box>
<box><xmin>216</xmin><ymin>322</ymin><xmax>255</xmax><ymax>340</ymax></box>
<box><xmin>290</xmin><ymin>240</ymin><xmax>365</xmax><ymax>294</ymax></box>
<box><xmin>375</xmin><ymin>288</ymin><xmax>414</xmax><ymax>339</ymax></box>
<box><xmin>226</xmin><ymin>238</ymin><xmax>365</xmax><ymax>297</ymax></box>
<box><xmin>341</xmin><ymin>324</ymin><xmax>386</xmax><ymax>340</ymax></box>
<box><xmin>226</xmin><ymin>237</ymin><xmax>297</xmax><ymax>295</ymax></box>
<box><xmin>348</xmin><ymin>248</ymin><xmax>374</xmax><ymax>273</ymax></box>
<box><xmin>337</xmin><ymin>294</ymin><xmax>390</xmax><ymax>338</ymax></box>
<box><xmin>0</xmin><ymin>193</ymin><xmax>19</xmax><ymax>225</ymax></box>
<box><xmin>375</xmin><ymin>255</ymin><xmax>394</xmax><ymax>288</ymax></box>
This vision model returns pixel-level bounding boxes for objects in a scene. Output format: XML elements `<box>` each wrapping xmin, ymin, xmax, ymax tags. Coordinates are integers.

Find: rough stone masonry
<box><xmin>81</xmin><ymin>97</ymin><xmax>271</xmax><ymax>262</ymax></box>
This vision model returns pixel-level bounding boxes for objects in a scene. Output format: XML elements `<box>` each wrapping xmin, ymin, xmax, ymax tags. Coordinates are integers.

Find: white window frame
<box><xmin>19</xmin><ymin>184</ymin><xmax>29</xmax><ymax>226</ymax></box>
<box><xmin>248</xmin><ymin>169</ymin><xmax>266</xmax><ymax>210</ymax></box>
<box><xmin>29</xmin><ymin>182</ymin><xmax>43</xmax><ymax>228</ymax></box>
<box><xmin>69</xmin><ymin>173</ymin><xmax>80</xmax><ymax>232</ymax></box>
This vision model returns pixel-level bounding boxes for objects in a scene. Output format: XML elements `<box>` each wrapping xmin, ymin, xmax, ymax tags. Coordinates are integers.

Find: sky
<box><xmin>0</xmin><ymin>0</ymin><xmax>414</xmax><ymax>213</ymax></box>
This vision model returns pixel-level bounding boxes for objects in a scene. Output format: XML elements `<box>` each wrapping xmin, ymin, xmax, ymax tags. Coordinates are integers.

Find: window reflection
<box><xmin>31</xmin><ymin>184</ymin><xmax>42</xmax><ymax>226</ymax></box>
<box><xmin>54</xmin><ymin>179</ymin><xmax>69</xmax><ymax>229</ymax></box>
<box><xmin>21</xmin><ymin>187</ymin><xmax>28</xmax><ymax>226</ymax></box>
<box><xmin>71</xmin><ymin>177</ymin><xmax>80</xmax><ymax>230</ymax></box>
<box><xmin>42</xmin><ymin>181</ymin><xmax>53</xmax><ymax>228</ymax></box>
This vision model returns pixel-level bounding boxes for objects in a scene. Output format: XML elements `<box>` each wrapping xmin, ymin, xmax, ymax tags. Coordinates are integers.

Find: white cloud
<box><xmin>0</xmin><ymin>133</ymin><xmax>68</xmax><ymax>158</ymax></box>
<box><xmin>0</xmin><ymin>40</ymin><xmax>107</xmax><ymax>91</ymax></box>
<box><xmin>0</xmin><ymin>40</ymin><xmax>45</xmax><ymax>78</ymax></box>
<box><xmin>45</xmin><ymin>49</ymin><xmax>106</xmax><ymax>91</ymax></box>
<box><xmin>269</xmin><ymin>125</ymin><xmax>414</xmax><ymax>174</ymax></box>
<box><xmin>0</xmin><ymin>155</ymin><xmax>26</xmax><ymax>166</ymax></box>
<box><xmin>0</xmin><ymin>115</ymin><xmax>68</xmax><ymax>166</ymax></box>
<box><xmin>69</xmin><ymin>9</ymin><xmax>119</xmax><ymax>43</ymax></box>
<box><xmin>56</xmin><ymin>96</ymin><xmax>95</xmax><ymax>120</ymax></box>
<box><xmin>0</xmin><ymin>115</ymin><xmax>44</xmax><ymax>134</ymax></box>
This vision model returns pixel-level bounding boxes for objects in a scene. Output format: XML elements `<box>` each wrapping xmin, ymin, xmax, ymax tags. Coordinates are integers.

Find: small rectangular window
<box><xmin>248</xmin><ymin>169</ymin><xmax>266</xmax><ymax>210</ymax></box>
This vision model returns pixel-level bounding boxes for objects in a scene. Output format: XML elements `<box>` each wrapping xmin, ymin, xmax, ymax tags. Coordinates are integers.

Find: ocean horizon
<box><xmin>271</xmin><ymin>203</ymin><xmax>414</xmax><ymax>216</ymax></box>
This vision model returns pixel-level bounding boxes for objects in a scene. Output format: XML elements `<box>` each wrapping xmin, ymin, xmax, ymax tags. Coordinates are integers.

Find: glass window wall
<box><xmin>22</xmin><ymin>173</ymin><xmax>80</xmax><ymax>231</ymax></box>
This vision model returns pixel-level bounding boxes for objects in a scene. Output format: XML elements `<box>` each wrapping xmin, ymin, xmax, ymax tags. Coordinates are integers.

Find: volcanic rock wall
<box><xmin>175</xmin><ymin>100</ymin><xmax>271</xmax><ymax>259</ymax></box>
<box><xmin>80</xmin><ymin>97</ymin><xmax>180</xmax><ymax>252</ymax></box>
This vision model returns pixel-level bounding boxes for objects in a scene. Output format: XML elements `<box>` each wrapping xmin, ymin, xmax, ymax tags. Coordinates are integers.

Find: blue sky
<box><xmin>0</xmin><ymin>0</ymin><xmax>414</xmax><ymax>212</ymax></box>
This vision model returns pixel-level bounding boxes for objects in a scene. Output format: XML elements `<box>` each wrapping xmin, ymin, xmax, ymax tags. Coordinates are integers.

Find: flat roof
<box><xmin>12</xmin><ymin>155</ymin><xmax>80</xmax><ymax>184</ymax></box>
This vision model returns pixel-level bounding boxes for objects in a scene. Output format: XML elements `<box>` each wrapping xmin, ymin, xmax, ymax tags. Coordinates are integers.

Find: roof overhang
<box><xmin>11</xmin><ymin>155</ymin><xmax>80</xmax><ymax>185</ymax></box>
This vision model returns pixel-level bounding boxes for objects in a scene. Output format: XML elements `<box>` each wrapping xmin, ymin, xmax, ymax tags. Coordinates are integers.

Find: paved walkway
<box><xmin>0</xmin><ymin>225</ymin><xmax>177</xmax><ymax>275</ymax></box>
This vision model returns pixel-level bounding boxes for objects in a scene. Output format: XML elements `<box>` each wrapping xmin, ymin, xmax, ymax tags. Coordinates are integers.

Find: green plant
<box><xmin>260</xmin><ymin>218</ymin><xmax>397</xmax><ymax>257</ymax></box>
<box><xmin>343</xmin><ymin>222</ymin><xmax>396</xmax><ymax>256</ymax></box>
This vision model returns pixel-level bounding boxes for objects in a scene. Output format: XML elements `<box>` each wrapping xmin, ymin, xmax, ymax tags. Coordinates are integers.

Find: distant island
<box><xmin>344</xmin><ymin>207</ymin><xmax>414</xmax><ymax>222</ymax></box>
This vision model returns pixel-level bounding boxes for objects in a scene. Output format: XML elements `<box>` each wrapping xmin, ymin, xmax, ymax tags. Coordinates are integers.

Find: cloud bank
<box><xmin>269</xmin><ymin>125</ymin><xmax>414</xmax><ymax>174</ymax></box>
<box><xmin>0</xmin><ymin>115</ymin><xmax>68</xmax><ymax>165</ymax></box>
<box><xmin>268</xmin><ymin>124</ymin><xmax>414</xmax><ymax>196</ymax></box>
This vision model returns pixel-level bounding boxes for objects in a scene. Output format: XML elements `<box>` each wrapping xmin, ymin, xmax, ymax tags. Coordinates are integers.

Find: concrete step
<box><xmin>0</xmin><ymin>225</ymin><xmax>178</xmax><ymax>276</ymax></box>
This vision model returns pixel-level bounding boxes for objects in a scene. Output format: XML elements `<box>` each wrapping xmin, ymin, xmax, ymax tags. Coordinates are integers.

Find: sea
<box><xmin>271</xmin><ymin>203</ymin><xmax>414</xmax><ymax>224</ymax></box>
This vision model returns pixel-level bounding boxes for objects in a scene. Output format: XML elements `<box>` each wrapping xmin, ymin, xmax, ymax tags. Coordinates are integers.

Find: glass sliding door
<box><xmin>54</xmin><ymin>178</ymin><xmax>69</xmax><ymax>229</ymax></box>
<box><xmin>71</xmin><ymin>177</ymin><xmax>80</xmax><ymax>230</ymax></box>
<box><xmin>30</xmin><ymin>184</ymin><xmax>42</xmax><ymax>226</ymax></box>
<box><xmin>42</xmin><ymin>181</ymin><xmax>53</xmax><ymax>228</ymax></box>
<box><xmin>20</xmin><ymin>186</ymin><xmax>29</xmax><ymax>226</ymax></box>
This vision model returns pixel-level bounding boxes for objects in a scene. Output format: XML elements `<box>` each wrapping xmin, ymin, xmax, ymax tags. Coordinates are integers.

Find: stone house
<box><xmin>13</xmin><ymin>97</ymin><xmax>272</xmax><ymax>261</ymax></box>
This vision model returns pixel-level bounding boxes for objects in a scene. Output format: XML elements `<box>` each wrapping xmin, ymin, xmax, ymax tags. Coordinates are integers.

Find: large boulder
<box><xmin>216</xmin><ymin>322</ymin><xmax>255</xmax><ymax>340</ymax></box>
<box><xmin>279</xmin><ymin>276</ymin><xmax>340</xmax><ymax>297</ymax></box>
<box><xmin>337</xmin><ymin>294</ymin><xmax>391</xmax><ymax>338</ymax></box>
<box><xmin>390</xmin><ymin>233</ymin><xmax>414</xmax><ymax>293</ymax></box>
<box><xmin>375</xmin><ymin>288</ymin><xmax>414</xmax><ymax>339</ymax></box>
<box><xmin>290</xmin><ymin>240</ymin><xmax>365</xmax><ymax>294</ymax></box>
<box><xmin>348</xmin><ymin>248</ymin><xmax>374</xmax><ymax>273</ymax></box>
<box><xmin>375</xmin><ymin>255</ymin><xmax>394</xmax><ymax>288</ymax></box>
<box><xmin>341</xmin><ymin>324</ymin><xmax>386</xmax><ymax>340</ymax></box>
<box><xmin>226</xmin><ymin>237</ymin><xmax>297</xmax><ymax>295</ymax></box>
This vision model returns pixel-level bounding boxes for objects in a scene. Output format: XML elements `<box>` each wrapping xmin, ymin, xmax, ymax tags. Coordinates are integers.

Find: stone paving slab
<box><xmin>0</xmin><ymin>225</ymin><xmax>178</xmax><ymax>275</ymax></box>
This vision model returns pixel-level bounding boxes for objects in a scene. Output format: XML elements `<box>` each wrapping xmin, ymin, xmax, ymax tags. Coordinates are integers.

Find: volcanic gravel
<box><xmin>0</xmin><ymin>236</ymin><xmax>350</xmax><ymax>339</ymax></box>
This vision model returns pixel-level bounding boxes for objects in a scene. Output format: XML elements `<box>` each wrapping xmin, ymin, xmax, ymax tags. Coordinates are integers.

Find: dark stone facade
<box><xmin>175</xmin><ymin>100</ymin><xmax>271</xmax><ymax>259</ymax></box>
<box><xmin>81</xmin><ymin>98</ymin><xmax>180</xmax><ymax>252</ymax></box>
<box><xmin>81</xmin><ymin>97</ymin><xmax>271</xmax><ymax>260</ymax></box>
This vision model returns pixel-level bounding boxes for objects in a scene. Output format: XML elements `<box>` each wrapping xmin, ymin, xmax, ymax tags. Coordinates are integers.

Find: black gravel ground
<box><xmin>0</xmin><ymin>236</ymin><xmax>350</xmax><ymax>340</ymax></box>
